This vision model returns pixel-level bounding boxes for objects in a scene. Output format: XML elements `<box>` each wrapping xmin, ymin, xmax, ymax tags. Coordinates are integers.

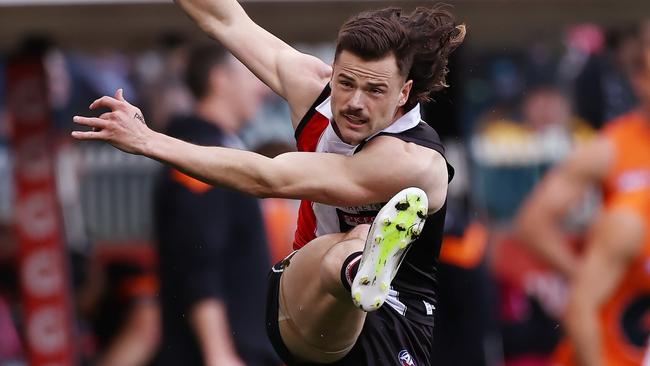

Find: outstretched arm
<box><xmin>565</xmin><ymin>205</ymin><xmax>645</xmax><ymax>366</ymax></box>
<box><xmin>514</xmin><ymin>139</ymin><xmax>612</xmax><ymax>279</ymax></box>
<box><xmin>174</xmin><ymin>0</ymin><xmax>331</xmax><ymax>126</ymax></box>
<box><xmin>72</xmin><ymin>90</ymin><xmax>447</xmax><ymax>210</ymax></box>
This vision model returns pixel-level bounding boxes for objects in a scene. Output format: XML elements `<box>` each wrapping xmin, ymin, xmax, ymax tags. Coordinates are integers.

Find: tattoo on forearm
<box><xmin>134</xmin><ymin>112</ymin><xmax>146</xmax><ymax>125</ymax></box>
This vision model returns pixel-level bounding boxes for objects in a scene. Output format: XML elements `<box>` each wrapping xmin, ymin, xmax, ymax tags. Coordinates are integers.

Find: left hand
<box><xmin>71</xmin><ymin>89</ymin><xmax>154</xmax><ymax>155</ymax></box>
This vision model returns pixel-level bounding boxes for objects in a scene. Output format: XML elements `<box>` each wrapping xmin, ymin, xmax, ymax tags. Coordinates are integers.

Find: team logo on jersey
<box><xmin>620</xmin><ymin>294</ymin><xmax>650</xmax><ymax>347</ymax></box>
<box><xmin>616</xmin><ymin>170</ymin><xmax>650</xmax><ymax>193</ymax></box>
<box><xmin>336</xmin><ymin>208</ymin><xmax>377</xmax><ymax>232</ymax></box>
<box><xmin>398</xmin><ymin>350</ymin><xmax>416</xmax><ymax>366</ymax></box>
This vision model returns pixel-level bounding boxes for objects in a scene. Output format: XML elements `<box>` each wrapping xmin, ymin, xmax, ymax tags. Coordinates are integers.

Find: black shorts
<box><xmin>266</xmin><ymin>257</ymin><xmax>436</xmax><ymax>366</ymax></box>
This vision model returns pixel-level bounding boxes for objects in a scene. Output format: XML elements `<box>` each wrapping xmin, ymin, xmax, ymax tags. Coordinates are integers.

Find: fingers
<box><xmin>71</xmin><ymin>130</ymin><xmax>105</xmax><ymax>140</ymax></box>
<box><xmin>73</xmin><ymin>115</ymin><xmax>109</xmax><ymax>129</ymax></box>
<box><xmin>89</xmin><ymin>95</ymin><xmax>122</xmax><ymax>111</ymax></box>
<box><xmin>115</xmin><ymin>88</ymin><xmax>126</xmax><ymax>102</ymax></box>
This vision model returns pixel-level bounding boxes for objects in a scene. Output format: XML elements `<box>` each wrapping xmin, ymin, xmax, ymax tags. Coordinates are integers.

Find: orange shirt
<box><xmin>554</xmin><ymin>190</ymin><xmax>650</xmax><ymax>366</ymax></box>
<box><xmin>601</xmin><ymin>111</ymin><xmax>650</xmax><ymax>206</ymax></box>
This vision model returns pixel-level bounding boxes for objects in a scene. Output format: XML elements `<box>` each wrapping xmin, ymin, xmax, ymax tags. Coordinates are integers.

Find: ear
<box><xmin>398</xmin><ymin>79</ymin><xmax>413</xmax><ymax>107</ymax></box>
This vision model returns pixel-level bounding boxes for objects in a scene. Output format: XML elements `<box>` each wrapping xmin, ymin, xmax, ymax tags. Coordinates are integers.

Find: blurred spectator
<box><xmin>515</xmin><ymin>20</ymin><xmax>650</xmax><ymax>365</ymax></box>
<box><xmin>432</xmin><ymin>138</ymin><xmax>501</xmax><ymax>366</ymax></box>
<box><xmin>153</xmin><ymin>44</ymin><xmax>279</xmax><ymax>366</ymax></box>
<box><xmin>570</xmin><ymin>25</ymin><xmax>638</xmax><ymax>128</ymax></box>
<box><xmin>558</xmin><ymin>190</ymin><xmax>650</xmax><ymax>366</ymax></box>
<box><xmin>134</xmin><ymin>33</ymin><xmax>193</xmax><ymax>132</ymax></box>
<box><xmin>520</xmin><ymin>87</ymin><xmax>593</xmax><ymax>165</ymax></box>
<box><xmin>470</xmin><ymin>87</ymin><xmax>593</xmax><ymax>222</ymax></box>
<box><xmin>433</xmin><ymin>217</ymin><xmax>501</xmax><ymax>366</ymax></box>
<box><xmin>515</xmin><ymin>22</ymin><xmax>648</xmax><ymax>280</ymax></box>
<box><xmin>78</xmin><ymin>247</ymin><xmax>160</xmax><ymax>366</ymax></box>
<box><xmin>469</xmin><ymin>87</ymin><xmax>594</xmax><ymax>364</ymax></box>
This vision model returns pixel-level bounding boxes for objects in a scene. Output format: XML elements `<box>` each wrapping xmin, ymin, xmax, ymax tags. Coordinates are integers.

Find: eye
<box><xmin>339</xmin><ymin>80</ymin><xmax>353</xmax><ymax>89</ymax></box>
<box><xmin>371</xmin><ymin>88</ymin><xmax>384</xmax><ymax>95</ymax></box>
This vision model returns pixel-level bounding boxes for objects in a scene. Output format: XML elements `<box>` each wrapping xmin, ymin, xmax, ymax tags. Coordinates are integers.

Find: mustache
<box><xmin>340</xmin><ymin>109</ymin><xmax>367</xmax><ymax>120</ymax></box>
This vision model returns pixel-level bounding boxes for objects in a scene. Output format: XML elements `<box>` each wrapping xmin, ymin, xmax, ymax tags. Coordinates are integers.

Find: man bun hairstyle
<box><xmin>335</xmin><ymin>4</ymin><xmax>466</xmax><ymax>110</ymax></box>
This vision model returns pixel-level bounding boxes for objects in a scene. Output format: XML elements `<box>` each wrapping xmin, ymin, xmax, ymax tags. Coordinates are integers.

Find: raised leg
<box><xmin>277</xmin><ymin>187</ymin><xmax>429</xmax><ymax>363</ymax></box>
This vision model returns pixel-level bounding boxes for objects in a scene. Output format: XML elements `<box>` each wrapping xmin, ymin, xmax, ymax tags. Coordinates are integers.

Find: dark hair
<box><xmin>335</xmin><ymin>4</ymin><xmax>466</xmax><ymax>110</ymax></box>
<box><xmin>185</xmin><ymin>44</ymin><xmax>228</xmax><ymax>99</ymax></box>
<box><xmin>625</xmin><ymin>20</ymin><xmax>650</xmax><ymax>76</ymax></box>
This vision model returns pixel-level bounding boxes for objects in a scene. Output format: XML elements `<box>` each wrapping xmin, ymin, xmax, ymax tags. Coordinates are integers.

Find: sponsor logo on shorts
<box><xmin>398</xmin><ymin>350</ymin><xmax>416</xmax><ymax>366</ymax></box>
<box><xmin>423</xmin><ymin>300</ymin><xmax>435</xmax><ymax>316</ymax></box>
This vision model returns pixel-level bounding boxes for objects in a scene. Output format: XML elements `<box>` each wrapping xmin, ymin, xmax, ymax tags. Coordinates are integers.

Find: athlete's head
<box><xmin>186</xmin><ymin>45</ymin><xmax>267</xmax><ymax>132</ymax></box>
<box><xmin>330</xmin><ymin>5</ymin><xmax>465</xmax><ymax>145</ymax></box>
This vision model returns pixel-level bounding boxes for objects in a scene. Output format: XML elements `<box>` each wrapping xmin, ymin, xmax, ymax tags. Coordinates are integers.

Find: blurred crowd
<box><xmin>0</xmin><ymin>17</ymin><xmax>649</xmax><ymax>366</ymax></box>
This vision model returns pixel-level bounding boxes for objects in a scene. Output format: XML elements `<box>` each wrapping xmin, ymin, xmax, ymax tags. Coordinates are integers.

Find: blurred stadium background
<box><xmin>1</xmin><ymin>0</ymin><xmax>649</xmax><ymax>365</ymax></box>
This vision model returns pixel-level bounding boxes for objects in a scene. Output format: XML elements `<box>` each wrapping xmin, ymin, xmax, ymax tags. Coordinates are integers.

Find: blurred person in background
<box><xmin>78</xmin><ymin>250</ymin><xmax>160</xmax><ymax>366</ymax></box>
<box><xmin>71</xmin><ymin>1</ymin><xmax>464</xmax><ymax>365</ymax></box>
<box><xmin>516</xmin><ymin>20</ymin><xmax>650</xmax><ymax>365</ymax></box>
<box><xmin>134</xmin><ymin>33</ymin><xmax>193</xmax><ymax>132</ymax></box>
<box><xmin>432</xmin><ymin>202</ymin><xmax>499</xmax><ymax>366</ymax></box>
<box><xmin>152</xmin><ymin>44</ymin><xmax>278</xmax><ymax>366</ymax></box>
<box><xmin>556</xmin><ymin>186</ymin><xmax>650</xmax><ymax>365</ymax></box>
<box><xmin>469</xmin><ymin>86</ymin><xmax>592</xmax><ymax>366</ymax></box>
<box><xmin>520</xmin><ymin>86</ymin><xmax>593</xmax><ymax>166</ymax></box>
<box><xmin>516</xmin><ymin>20</ymin><xmax>650</xmax><ymax>283</ymax></box>
<box><xmin>571</xmin><ymin>25</ymin><xmax>639</xmax><ymax>129</ymax></box>
<box><xmin>470</xmin><ymin>86</ymin><xmax>593</xmax><ymax>223</ymax></box>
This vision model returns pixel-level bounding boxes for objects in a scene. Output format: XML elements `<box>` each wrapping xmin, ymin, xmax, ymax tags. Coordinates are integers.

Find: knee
<box><xmin>319</xmin><ymin>239</ymin><xmax>364</xmax><ymax>299</ymax></box>
<box><xmin>320</xmin><ymin>245</ymin><xmax>346</xmax><ymax>298</ymax></box>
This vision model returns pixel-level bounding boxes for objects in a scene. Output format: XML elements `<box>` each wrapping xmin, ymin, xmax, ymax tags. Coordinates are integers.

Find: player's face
<box><xmin>330</xmin><ymin>51</ymin><xmax>412</xmax><ymax>145</ymax></box>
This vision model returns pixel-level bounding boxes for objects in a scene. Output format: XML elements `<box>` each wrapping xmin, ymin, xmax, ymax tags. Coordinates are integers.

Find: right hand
<box><xmin>71</xmin><ymin>88</ymin><xmax>154</xmax><ymax>155</ymax></box>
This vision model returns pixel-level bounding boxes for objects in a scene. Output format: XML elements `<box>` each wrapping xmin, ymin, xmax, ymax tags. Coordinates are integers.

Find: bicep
<box><xmin>276</xmin><ymin>51</ymin><xmax>331</xmax><ymax>127</ymax></box>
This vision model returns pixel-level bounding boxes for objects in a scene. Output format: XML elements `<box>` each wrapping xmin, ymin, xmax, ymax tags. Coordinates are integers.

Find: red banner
<box><xmin>7</xmin><ymin>53</ymin><xmax>75</xmax><ymax>365</ymax></box>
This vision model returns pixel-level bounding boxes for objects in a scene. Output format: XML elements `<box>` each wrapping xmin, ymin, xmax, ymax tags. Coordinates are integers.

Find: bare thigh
<box><xmin>278</xmin><ymin>226</ymin><xmax>369</xmax><ymax>362</ymax></box>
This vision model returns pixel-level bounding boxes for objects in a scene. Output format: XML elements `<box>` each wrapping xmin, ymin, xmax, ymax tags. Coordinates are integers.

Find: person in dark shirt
<box><xmin>154</xmin><ymin>44</ymin><xmax>278</xmax><ymax>366</ymax></box>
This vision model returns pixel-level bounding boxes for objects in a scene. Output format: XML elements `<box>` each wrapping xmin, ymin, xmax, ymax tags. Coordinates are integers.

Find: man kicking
<box><xmin>72</xmin><ymin>2</ymin><xmax>465</xmax><ymax>364</ymax></box>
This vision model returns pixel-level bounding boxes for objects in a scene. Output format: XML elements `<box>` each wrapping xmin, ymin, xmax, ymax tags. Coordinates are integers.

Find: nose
<box><xmin>348</xmin><ymin>89</ymin><xmax>365</xmax><ymax>110</ymax></box>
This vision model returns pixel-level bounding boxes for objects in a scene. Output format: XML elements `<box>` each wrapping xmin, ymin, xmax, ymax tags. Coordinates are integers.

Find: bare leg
<box><xmin>279</xmin><ymin>224</ymin><xmax>369</xmax><ymax>362</ymax></box>
<box><xmin>278</xmin><ymin>187</ymin><xmax>428</xmax><ymax>363</ymax></box>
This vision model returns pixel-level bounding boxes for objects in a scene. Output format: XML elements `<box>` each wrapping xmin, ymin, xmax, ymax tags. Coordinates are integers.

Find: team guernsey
<box><xmin>267</xmin><ymin>85</ymin><xmax>454</xmax><ymax>366</ymax></box>
<box><xmin>552</xmin><ymin>190</ymin><xmax>650</xmax><ymax>366</ymax></box>
<box><xmin>551</xmin><ymin>111</ymin><xmax>650</xmax><ymax>366</ymax></box>
<box><xmin>600</xmin><ymin>110</ymin><xmax>650</xmax><ymax>206</ymax></box>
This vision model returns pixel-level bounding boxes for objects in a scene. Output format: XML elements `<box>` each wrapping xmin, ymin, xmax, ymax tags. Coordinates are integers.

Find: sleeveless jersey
<box><xmin>553</xmin><ymin>189</ymin><xmax>650</xmax><ymax>365</ymax></box>
<box><xmin>601</xmin><ymin>110</ymin><xmax>650</xmax><ymax>206</ymax></box>
<box><xmin>293</xmin><ymin>85</ymin><xmax>454</xmax><ymax>324</ymax></box>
